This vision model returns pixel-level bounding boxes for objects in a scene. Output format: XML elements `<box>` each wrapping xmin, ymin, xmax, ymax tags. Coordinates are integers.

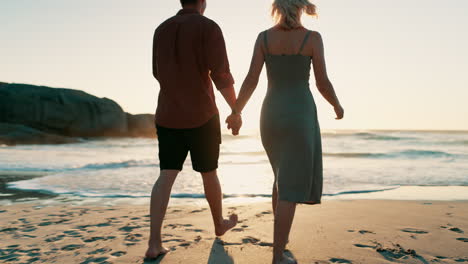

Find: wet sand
<box><xmin>0</xmin><ymin>200</ymin><xmax>467</xmax><ymax>263</ymax></box>
<box><xmin>0</xmin><ymin>172</ymin><xmax>58</xmax><ymax>202</ymax></box>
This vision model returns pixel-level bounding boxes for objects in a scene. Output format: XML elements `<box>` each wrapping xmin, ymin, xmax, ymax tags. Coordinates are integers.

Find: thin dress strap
<box><xmin>263</xmin><ymin>30</ymin><xmax>270</xmax><ymax>54</ymax></box>
<box><xmin>298</xmin><ymin>31</ymin><xmax>312</xmax><ymax>54</ymax></box>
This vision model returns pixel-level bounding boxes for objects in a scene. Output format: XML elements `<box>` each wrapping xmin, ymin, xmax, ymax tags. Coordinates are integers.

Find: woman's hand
<box><xmin>334</xmin><ymin>105</ymin><xmax>344</xmax><ymax>120</ymax></box>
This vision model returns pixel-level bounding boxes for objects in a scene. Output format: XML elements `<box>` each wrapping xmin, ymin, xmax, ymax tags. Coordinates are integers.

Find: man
<box><xmin>145</xmin><ymin>0</ymin><xmax>242</xmax><ymax>259</ymax></box>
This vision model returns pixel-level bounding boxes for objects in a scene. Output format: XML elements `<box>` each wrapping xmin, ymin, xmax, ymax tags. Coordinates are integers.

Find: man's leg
<box><xmin>145</xmin><ymin>169</ymin><xmax>179</xmax><ymax>258</ymax></box>
<box><xmin>201</xmin><ymin>170</ymin><xmax>238</xmax><ymax>236</ymax></box>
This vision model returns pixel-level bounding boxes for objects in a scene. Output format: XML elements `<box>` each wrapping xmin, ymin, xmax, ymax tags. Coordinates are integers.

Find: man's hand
<box><xmin>226</xmin><ymin>114</ymin><xmax>242</xmax><ymax>136</ymax></box>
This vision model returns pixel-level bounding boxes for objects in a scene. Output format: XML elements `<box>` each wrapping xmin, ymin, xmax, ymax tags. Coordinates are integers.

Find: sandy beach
<box><xmin>1</xmin><ymin>199</ymin><xmax>467</xmax><ymax>264</ymax></box>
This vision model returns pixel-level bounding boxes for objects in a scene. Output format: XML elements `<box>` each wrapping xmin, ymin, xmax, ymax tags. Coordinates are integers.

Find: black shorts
<box><xmin>156</xmin><ymin>115</ymin><xmax>221</xmax><ymax>172</ymax></box>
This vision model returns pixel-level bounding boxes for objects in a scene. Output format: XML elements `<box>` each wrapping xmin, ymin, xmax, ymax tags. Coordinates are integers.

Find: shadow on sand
<box><xmin>142</xmin><ymin>253</ymin><xmax>167</xmax><ymax>264</ymax></box>
<box><xmin>208</xmin><ymin>238</ymin><xmax>235</xmax><ymax>264</ymax></box>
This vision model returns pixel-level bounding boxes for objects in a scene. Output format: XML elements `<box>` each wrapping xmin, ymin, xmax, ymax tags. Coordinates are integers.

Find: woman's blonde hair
<box><xmin>272</xmin><ymin>0</ymin><xmax>317</xmax><ymax>30</ymax></box>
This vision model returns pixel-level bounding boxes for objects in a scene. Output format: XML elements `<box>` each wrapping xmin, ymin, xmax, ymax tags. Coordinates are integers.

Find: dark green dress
<box><xmin>260</xmin><ymin>30</ymin><xmax>323</xmax><ymax>204</ymax></box>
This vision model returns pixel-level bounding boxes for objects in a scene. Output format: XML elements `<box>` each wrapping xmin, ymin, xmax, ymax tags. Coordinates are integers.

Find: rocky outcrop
<box><xmin>0</xmin><ymin>123</ymin><xmax>80</xmax><ymax>146</ymax></box>
<box><xmin>0</xmin><ymin>83</ymin><xmax>128</xmax><ymax>137</ymax></box>
<box><xmin>0</xmin><ymin>82</ymin><xmax>156</xmax><ymax>145</ymax></box>
<box><xmin>126</xmin><ymin>113</ymin><xmax>156</xmax><ymax>138</ymax></box>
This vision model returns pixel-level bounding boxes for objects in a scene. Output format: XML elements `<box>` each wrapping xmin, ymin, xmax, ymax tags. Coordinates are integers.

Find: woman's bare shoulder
<box><xmin>307</xmin><ymin>30</ymin><xmax>323</xmax><ymax>44</ymax></box>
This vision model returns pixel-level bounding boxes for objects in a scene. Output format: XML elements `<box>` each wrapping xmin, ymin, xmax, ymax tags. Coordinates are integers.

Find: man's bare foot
<box><xmin>215</xmin><ymin>213</ymin><xmax>238</xmax><ymax>236</ymax></box>
<box><xmin>273</xmin><ymin>253</ymin><xmax>297</xmax><ymax>264</ymax></box>
<box><xmin>145</xmin><ymin>245</ymin><xmax>169</xmax><ymax>259</ymax></box>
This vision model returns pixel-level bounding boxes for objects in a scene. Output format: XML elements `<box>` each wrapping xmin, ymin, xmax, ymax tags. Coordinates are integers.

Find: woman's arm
<box><xmin>310</xmin><ymin>31</ymin><xmax>344</xmax><ymax>119</ymax></box>
<box><xmin>233</xmin><ymin>32</ymin><xmax>266</xmax><ymax>114</ymax></box>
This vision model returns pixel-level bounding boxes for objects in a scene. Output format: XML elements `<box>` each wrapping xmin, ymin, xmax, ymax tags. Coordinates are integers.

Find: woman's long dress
<box><xmin>260</xmin><ymin>30</ymin><xmax>323</xmax><ymax>204</ymax></box>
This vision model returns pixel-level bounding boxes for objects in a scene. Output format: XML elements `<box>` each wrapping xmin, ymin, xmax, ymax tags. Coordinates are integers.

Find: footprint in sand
<box><xmin>329</xmin><ymin>258</ymin><xmax>352</xmax><ymax>263</ymax></box>
<box><xmin>358</xmin><ymin>230</ymin><xmax>375</xmax><ymax>235</ymax></box>
<box><xmin>124</xmin><ymin>233</ymin><xmax>143</xmax><ymax>243</ymax></box>
<box><xmin>39</xmin><ymin>219</ymin><xmax>70</xmax><ymax>226</ymax></box>
<box><xmin>14</xmin><ymin>233</ymin><xmax>36</xmax><ymax>238</ymax></box>
<box><xmin>255</xmin><ymin>211</ymin><xmax>273</xmax><ymax>217</ymax></box>
<box><xmin>18</xmin><ymin>218</ymin><xmax>30</xmax><ymax>224</ymax></box>
<box><xmin>76</xmin><ymin>222</ymin><xmax>112</xmax><ymax>230</ymax></box>
<box><xmin>82</xmin><ymin>236</ymin><xmax>116</xmax><ymax>243</ymax></box>
<box><xmin>242</xmin><ymin>236</ymin><xmax>260</xmax><ymax>244</ymax></box>
<box><xmin>240</xmin><ymin>236</ymin><xmax>273</xmax><ymax>247</ymax></box>
<box><xmin>449</xmin><ymin>227</ymin><xmax>464</xmax><ymax>234</ymax></box>
<box><xmin>119</xmin><ymin>224</ymin><xmax>142</xmax><ymax>232</ymax></box>
<box><xmin>186</xmin><ymin>228</ymin><xmax>204</xmax><ymax>232</ymax></box>
<box><xmin>0</xmin><ymin>227</ymin><xmax>19</xmax><ymax>232</ymax></box>
<box><xmin>257</xmin><ymin>242</ymin><xmax>273</xmax><ymax>247</ymax></box>
<box><xmin>400</xmin><ymin>228</ymin><xmax>428</xmax><ymax>234</ymax></box>
<box><xmin>81</xmin><ymin>256</ymin><xmax>109</xmax><ymax>264</ymax></box>
<box><xmin>0</xmin><ymin>245</ymin><xmax>26</xmax><ymax>262</ymax></box>
<box><xmin>45</xmin><ymin>234</ymin><xmax>66</xmax><ymax>242</ymax></box>
<box><xmin>216</xmin><ymin>238</ymin><xmax>242</xmax><ymax>246</ymax></box>
<box><xmin>353</xmin><ymin>244</ymin><xmax>375</xmax><ymax>249</ymax></box>
<box><xmin>47</xmin><ymin>213</ymin><xmax>69</xmax><ymax>217</ymax></box>
<box><xmin>179</xmin><ymin>242</ymin><xmax>191</xmax><ymax>247</ymax></box>
<box><xmin>63</xmin><ymin>230</ymin><xmax>82</xmax><ymax>237</ymax></box>
<box><xmin>61</xmin><ymin>244</ymin><xmax>84</xmax><ymax>251</ymax></box>
<box><xmin>374</xmin><ymin>243</ymin><xmax>418</xmax><ymax>261</ymax></box>
<box><xmin>191</xmin><ymin>208</ymin><xmax>207</xmax><ymax>213</ymax></box>
<box><xmin>162</xmin><ymin>238</ymin><xmax>186</xmax><ymax>243</ymax></box>
<box><xmin>87</xmin><ymin>247</ymin><xmax>112</xmax><ymax>255</ymax></box>
<box><xmin>231</xmin><ymin>228</ymin><xmax>245</xmax><ymax>232</ymax></box>
<box><xmin>111</xmin><ymin>251</ymin><xmax>127</xmax><ymax>257</ymax></box>
<box><xmin>165</xmin><ymin>223</ymin><xmax>193</xmax><ymax>229</ymax></box>
<box><xmin>20</xmin><ymin>226</ymin><xmax>37</xmax><ymax>232</ymax></box>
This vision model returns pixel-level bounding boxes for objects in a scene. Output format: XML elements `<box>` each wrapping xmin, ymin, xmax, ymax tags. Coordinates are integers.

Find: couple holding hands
<box><xmin>148</xmin><ymin>0</ymin><xmax>343</xmax><ymax>263</ymax></box>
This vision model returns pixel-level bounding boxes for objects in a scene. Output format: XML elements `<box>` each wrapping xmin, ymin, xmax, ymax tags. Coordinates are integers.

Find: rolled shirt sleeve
<box><xmin>205</xmin><ymin>22</ymin><xmax>234</xmax><ymax>90</ymax></box>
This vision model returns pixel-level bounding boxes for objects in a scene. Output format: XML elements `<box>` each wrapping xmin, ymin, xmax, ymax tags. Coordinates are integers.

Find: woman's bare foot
<box><xmin>215</xmin><ymin>213</ymin><xmax>238</xmax><ymax>236</ymax></box>
<box><xmin>273</xmin><ymin>253</ymin><xmax>297</xmax><ymax>264</ymax></box>
<box><xmin>145</xmin><ymin>245</ymin><xmax>169</xmax><ymax>259</ymax></box>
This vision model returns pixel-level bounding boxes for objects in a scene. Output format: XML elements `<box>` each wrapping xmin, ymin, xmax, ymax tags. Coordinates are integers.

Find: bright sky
<box><xmin>1</xmin><ymin>0</ymin><xmax>468</xmax><ymax>131</ymax></box>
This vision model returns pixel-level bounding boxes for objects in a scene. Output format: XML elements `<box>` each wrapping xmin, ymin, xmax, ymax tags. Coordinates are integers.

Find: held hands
<box><xmin>226</xmin><ymin>114</ymin><xmax>242</xmax><ymax>136</ymax></box>
<box><xmin>334</xmin><ymin>104</ymin><xmax>344</xmax><ymax>120</ymax></box>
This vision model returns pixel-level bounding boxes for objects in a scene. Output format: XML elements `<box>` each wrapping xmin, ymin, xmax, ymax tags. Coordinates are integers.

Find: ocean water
<box><xmin>1</xmin><ymin>130</ymin><xmax>467</xmax><ymax>203</ymax></box>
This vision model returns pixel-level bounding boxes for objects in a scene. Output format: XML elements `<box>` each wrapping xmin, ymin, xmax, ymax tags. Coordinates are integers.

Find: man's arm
<box><xmin>205</xmin><ymin>23</ymin><xmax>235</xmax><ymax>96</ymax></box>
<box><xmin>219</xmin><ymin>85</ymin><xmax>236</xmax><ymax>111</ymax></box>
<box><xmin>219</xmin><ymin>86</ymin><xmax>242</xmax><ymax>135</ymax></box>
<box><xmin>205</xmin><ymin>22</ymin><xmax>241</xmax><ymax>135</ymax></box>
<box><xmin>152</xmin><ymin>29</ymin><xmax>158</xmax><ymax>80</ymax></box>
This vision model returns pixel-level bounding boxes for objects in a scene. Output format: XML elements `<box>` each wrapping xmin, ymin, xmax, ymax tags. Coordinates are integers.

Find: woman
<box><xmin>232</xmin><ymin>0</ymin><xmax>344</xmax><ymax>263</ymax></box>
